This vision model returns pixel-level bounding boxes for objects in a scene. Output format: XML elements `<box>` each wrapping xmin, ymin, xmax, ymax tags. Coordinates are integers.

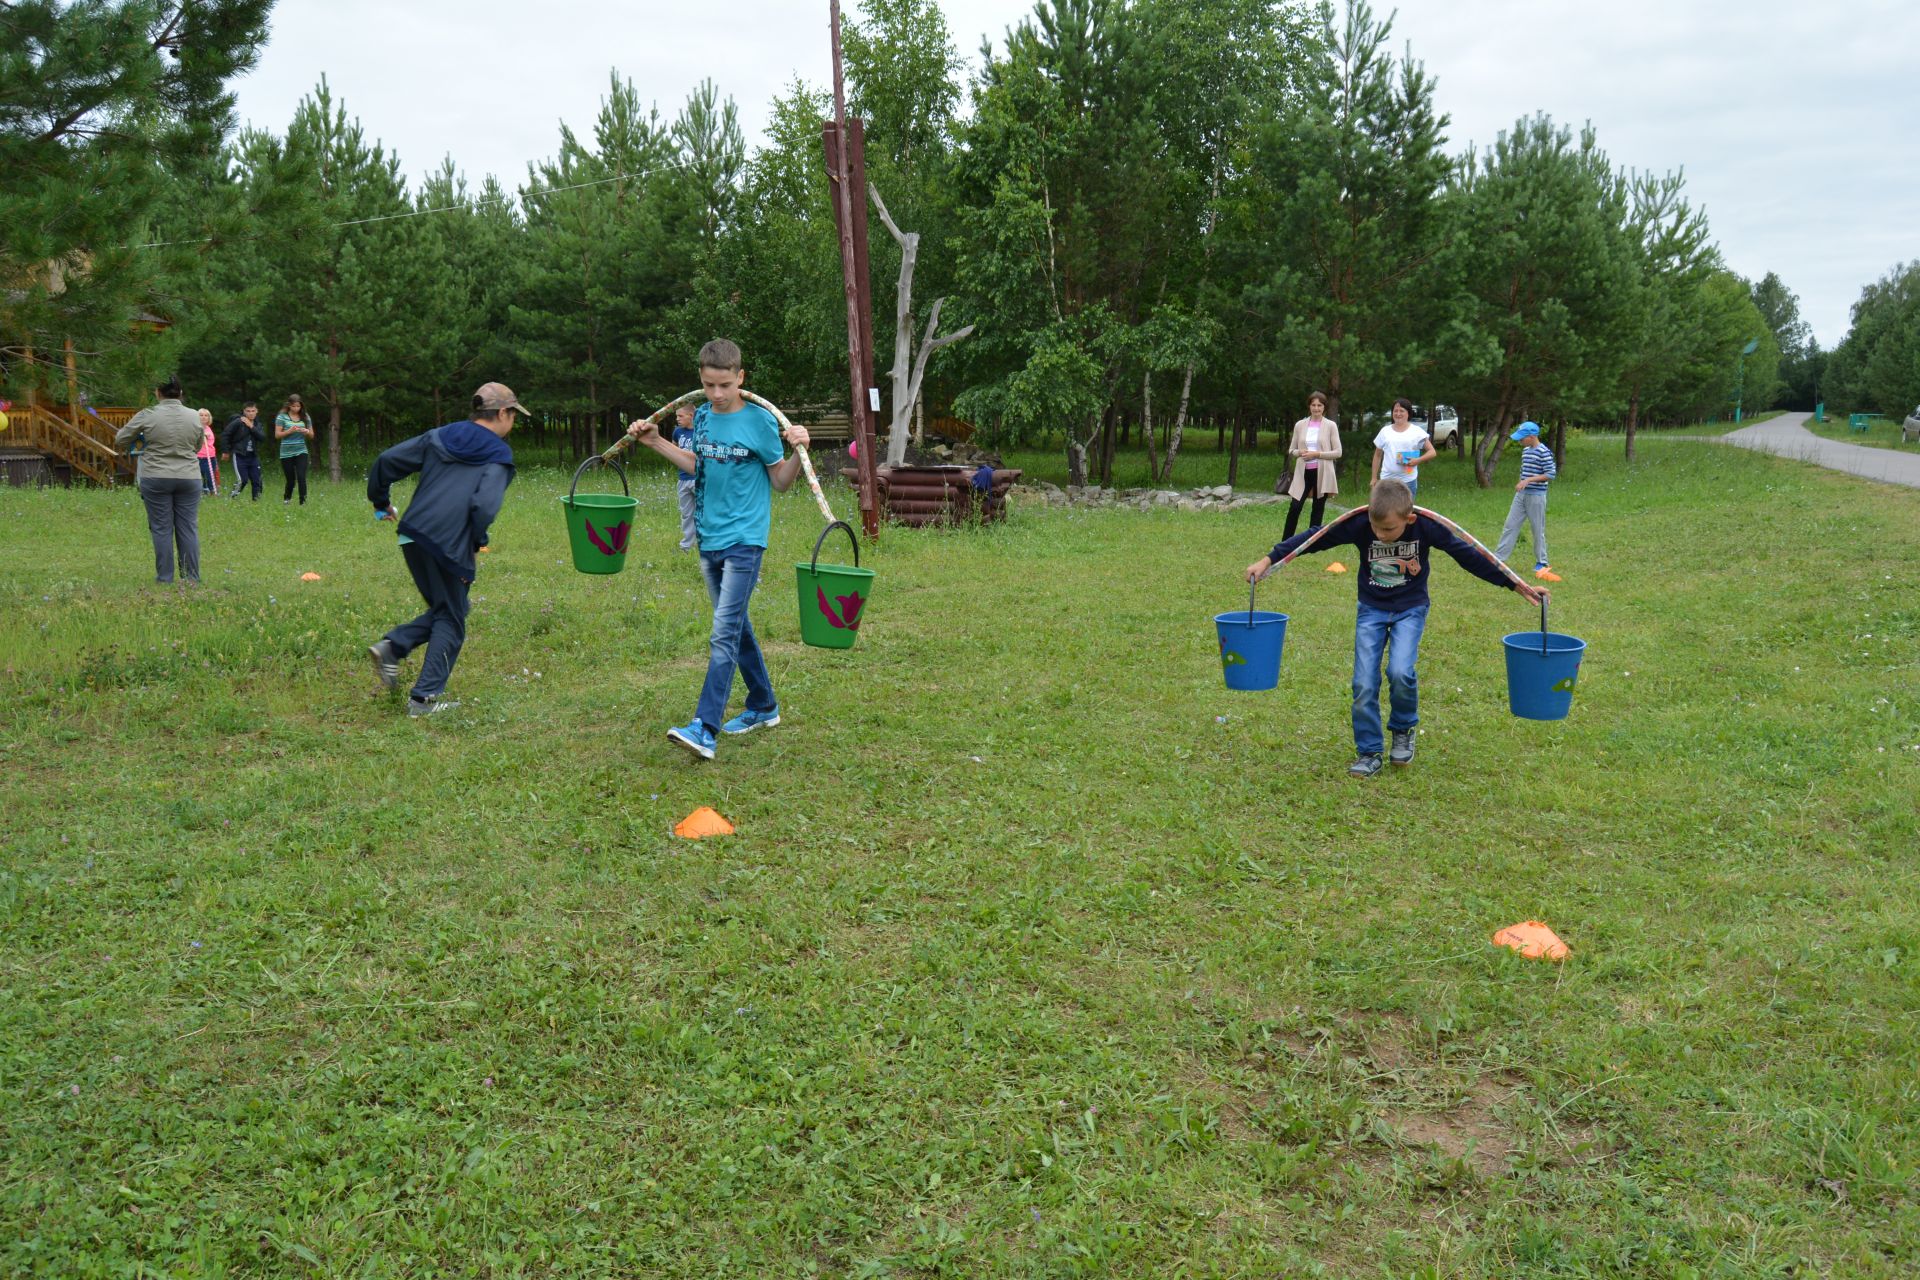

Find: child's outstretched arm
<box><xmin>1423</xmin><ymin>510</ymin><xmax>1548</xmax><ymax>604</ymax></box>
<box><xmin>626</xmin><ymin>418</ymin><xmax>698</xmax><ymax>475</ymax></box>
<box><xmin>1247</xmin><ymin>506</ymin><xmax>1366</xmax><ymax>581</ymax></box>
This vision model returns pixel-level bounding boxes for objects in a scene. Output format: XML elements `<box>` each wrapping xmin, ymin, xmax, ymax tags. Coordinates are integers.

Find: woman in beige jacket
<box><xmin>1280</xmin><ymin>391</ymin><xmax>1341</xmax><ymax>539</ymax></box>
<box><xmin>115</xmin><ymin>378</ymin><xmax>206</xmax><ymax>584</ymax></box>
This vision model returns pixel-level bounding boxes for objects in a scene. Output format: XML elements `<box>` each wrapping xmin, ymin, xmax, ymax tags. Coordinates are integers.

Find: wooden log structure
<box><xmin>840</xmin><ymin>463</ymin><xmax>1023</xmax><ymax>528</ymax></box>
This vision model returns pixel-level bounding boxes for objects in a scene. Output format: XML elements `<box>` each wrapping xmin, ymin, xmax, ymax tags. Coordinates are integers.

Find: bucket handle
<box><xmin>812</xmin><ymin>520</ymin><xmax>860</xmax><ymax>572</ymax></box>
<box><xmin>1539</xmin><ymin>597</ymin><xmax>1548</xmax><ymax>655</ymax></box>
<box><xmin>569</xmin><ymin>454</ymin><xmax>629</xmax><ymax>503</ymax></box>
<box><xmin>1247</xmin><ymin>577</ymin><xmax>1259</xmax><ymax>627</ymax></box>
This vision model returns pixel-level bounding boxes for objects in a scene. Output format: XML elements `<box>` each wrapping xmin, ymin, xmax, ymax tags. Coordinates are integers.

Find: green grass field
<box><xmin>3</xmin><ymin>434</ymin><xmax>1917</xmax><ymax>1277</ymax></box>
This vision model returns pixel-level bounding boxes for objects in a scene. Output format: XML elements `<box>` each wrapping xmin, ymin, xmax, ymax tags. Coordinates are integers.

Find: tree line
<box><xmin>7</xmin><ymin>0</ymin><xmax>1907</xmax><ymax>488</ymax></box>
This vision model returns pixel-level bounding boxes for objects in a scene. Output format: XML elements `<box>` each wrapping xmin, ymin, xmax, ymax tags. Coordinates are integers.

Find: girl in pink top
<box><xmin>196</xmin><ymin>408</ymin><xmax>219</xmax><ymax>494</ymax></box>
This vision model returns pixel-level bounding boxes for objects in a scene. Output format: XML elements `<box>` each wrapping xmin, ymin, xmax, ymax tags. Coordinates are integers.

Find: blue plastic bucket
<box><xmin>1215</xmin><ymin>581</ymin><xmax>1288</xmax><ymax>691</ymax></box>
<box><xmin>1502</xmin><ymin>628</ymin><xmax>1587</xmax><ymax>720</ymax></box>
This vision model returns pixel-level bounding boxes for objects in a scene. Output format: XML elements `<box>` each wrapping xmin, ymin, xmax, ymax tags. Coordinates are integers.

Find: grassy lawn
<box><xmin>3</xmin><ymin>434</ymin><xmax>1917</xmax><ymax>1277</ymax></box>
<box><xmin>1805</xmin><ymin>416</ymin><xmax>1920</xmax><ymax>454</ymax></box>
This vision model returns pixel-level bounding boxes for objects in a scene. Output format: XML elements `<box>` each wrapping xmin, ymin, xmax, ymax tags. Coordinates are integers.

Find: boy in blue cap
<box><xmin>1494</xmin><ymin>421</ymin><xmax>1560</xmax><ymax>582</ymax></box>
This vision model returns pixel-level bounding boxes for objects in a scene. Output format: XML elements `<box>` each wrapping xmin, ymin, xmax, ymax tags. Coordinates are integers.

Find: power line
<box><xmin>131</xmin><ymin>160</ymin><xmax>696</xmax><ymax>249</ymax></box>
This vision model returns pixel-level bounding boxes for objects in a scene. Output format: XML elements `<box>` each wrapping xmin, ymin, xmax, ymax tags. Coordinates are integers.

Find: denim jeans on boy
<box><xmin>1351</xmin><ymin>601</ymin><xmax>1429</xmax><ymax>755</ymax></box>
<box><xmin>695</xmin><ymin>545</ymin><xmax>777</xmax><ymax>733</ymax></box>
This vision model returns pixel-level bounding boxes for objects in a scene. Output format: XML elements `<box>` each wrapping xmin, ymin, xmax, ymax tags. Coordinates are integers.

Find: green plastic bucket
<box><xmin>795</xmin><ymin>521</ymin><xmax>874</xmax><ymax>649</ymax></box>
<box><xmin>560</xmin><ymin>457</ymin><xmax>639</xmax><ymax>575</ymax></box>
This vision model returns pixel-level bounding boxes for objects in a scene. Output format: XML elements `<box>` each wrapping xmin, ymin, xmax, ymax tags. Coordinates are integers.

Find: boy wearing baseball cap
<box><xmin>1495</xmin><ymin>421</ymin><xmax>1560</xmax><ymax>582</ymax></box>
<box><xmin>364</xmin><ymin>382</ymin><xmax>524</xmax><ymax>716</ymax></box>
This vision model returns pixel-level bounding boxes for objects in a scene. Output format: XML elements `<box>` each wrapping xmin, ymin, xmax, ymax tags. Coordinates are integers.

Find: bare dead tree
<box><xmin>869</xmin><ymin>183</ymin><xmax>974</xmax><ymax>466</ymax></box>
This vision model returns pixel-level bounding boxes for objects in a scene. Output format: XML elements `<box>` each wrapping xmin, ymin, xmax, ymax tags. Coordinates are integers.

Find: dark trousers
<box><xmin>1283</xmin><ymin>491</ymin><xmax>1328</xmax><ymax>540</ymax></box>
<box><xmin>231</xmin><ymin>453</ymin><xmax>262</xmax><ymax>498</ymax></box>
<box><xmin>386</xmin><ymin>542</ymin><xmax>471</xmax><ymax>700</ymax></box>
<box><xmin>138</xmin><ymin>478</ymin><xmax>201</xmax><ymax>583</ymax></box>
<box><xmin>281</xmin><ymin>454</ymin><xmax>310</xmax><ymax>503</ymax></box>
<box><xmin>197</xmin><ymin>457</ymin><xmax>217</xmax><ymax>493</ymax></box>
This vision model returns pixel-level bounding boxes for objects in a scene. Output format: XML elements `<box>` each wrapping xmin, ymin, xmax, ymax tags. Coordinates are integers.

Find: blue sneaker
<box><xmin>667</xmin><ymin>719</ymin><xmax>716</xmax><ymax>760</ymax></box>
<box><xmin>721</xmin><ymin>707</ymin><xmax>781</xmax><ymax>735</ymax></box>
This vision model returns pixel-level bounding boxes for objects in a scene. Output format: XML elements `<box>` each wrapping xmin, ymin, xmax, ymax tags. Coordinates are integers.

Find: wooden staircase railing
<box><xmin>9</xmin><ymin>405</ymin><xmax>126</xmax><ymax>486</ymax></box>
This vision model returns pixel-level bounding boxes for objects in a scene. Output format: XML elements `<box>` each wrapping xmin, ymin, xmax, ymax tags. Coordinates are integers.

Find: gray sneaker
<box><xmin>368</xmin><ymin>640</ymin><xmax>400</xmax><ymax>690</ymax></box>
<box><xmin>1348</xmin><ymin>753</ymin><xmax>1384</xmax><ymax>778</ymax></box>
<box><xmin>1390</xmin><ymin>729</ymin><xmax>1416</xmax><ymax>766</ymax></box>
<box><xmin>407</xmin><ymin>695</ymin><xmax>458</xmax><ymax>717</ymax></box>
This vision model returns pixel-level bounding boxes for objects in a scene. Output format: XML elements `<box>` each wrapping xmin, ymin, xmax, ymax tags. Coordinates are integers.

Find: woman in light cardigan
<box><xmin>1280</xmin><ymin>391</ymin><xmax>1341</xmax><ymax>540</ymax></box>
<box><xmin>115</xmin><ymin>377</ymin><xmax>206</xmax><ymax>584</ymax></box>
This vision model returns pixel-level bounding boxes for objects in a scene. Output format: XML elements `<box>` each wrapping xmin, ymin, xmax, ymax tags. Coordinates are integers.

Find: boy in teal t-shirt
<box><xmin>625</xmin><ymin>339</ymin><xmax>810</xmax><ymax>759</ymax></box>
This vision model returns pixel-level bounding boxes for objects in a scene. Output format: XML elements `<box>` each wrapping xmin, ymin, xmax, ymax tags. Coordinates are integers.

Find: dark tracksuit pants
<box><xmin>231</xmin><ymin>452</ymin><xmax>262</xmax><ymax>498</ymax></box>
<box><xmin>385</xmin><ymin>542</ymin><xmax>470</xmax><ymax>700</ymax></box>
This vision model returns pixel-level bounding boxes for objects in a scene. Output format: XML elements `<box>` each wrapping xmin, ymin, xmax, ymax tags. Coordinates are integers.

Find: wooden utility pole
<box><xmin>827</xmin><ymin>0</ymin><xmax>880</xmax><ymax>537</ymax></box>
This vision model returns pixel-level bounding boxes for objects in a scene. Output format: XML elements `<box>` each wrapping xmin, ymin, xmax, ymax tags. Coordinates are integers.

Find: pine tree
<box><xmin>242</xmin><ymin>79</ymin><xmax>415</xmax><ymax>480</ymax></box>
<box><xmin>1</xmin><ymin>0</ymin><xmax>271</xmax><ymax>399</ymax></box>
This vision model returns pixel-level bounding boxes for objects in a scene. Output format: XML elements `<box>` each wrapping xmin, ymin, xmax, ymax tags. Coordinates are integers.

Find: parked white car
<box><xmin>1903</xmin><ymin>405</ymin><xmax>1920</xmax><ymax>444</ymax></box>
<box><xmin>1429</xmin><ymin>404</ymin><xmax>1459</xmax><ymax>446</ymax></box>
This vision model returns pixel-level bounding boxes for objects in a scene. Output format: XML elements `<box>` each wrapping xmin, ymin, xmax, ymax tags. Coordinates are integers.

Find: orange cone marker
<box><xmin>299</xmin><ymin>572</ymin><xmax>322</xmax><ymax>581</ymax></box>
<box><xmin>1492</xmin><ymin>921</ymin><xmax>1569</xmax><ymax>960</ymax></box>
<box><xmin>673</xmin><ymin>807</ymin><xmax>735</xmax><ymax>839</ymax></box>
<box><xmin>1326</xmin><ymin>561</ymin><xmax>1347</xmax><ymax>573</ymax></box>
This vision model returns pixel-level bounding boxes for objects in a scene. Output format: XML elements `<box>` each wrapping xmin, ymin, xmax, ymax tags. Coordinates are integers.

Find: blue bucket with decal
<box><xmin>1502</xmin><ymin>601</ymin><xmax>1585</xmax><ymax>720</ymax></box>
<box><xmin>1215</xmin><ymin>580</ymin><xmax>1287</xmax><ymax>691</ymax></box>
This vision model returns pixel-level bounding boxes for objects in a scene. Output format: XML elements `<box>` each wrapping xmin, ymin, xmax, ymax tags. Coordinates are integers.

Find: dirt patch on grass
<box><xmin>1382</xmin><ymin>1074</ymin><xmax>1518</xmax><ymax>1178</ymax></box>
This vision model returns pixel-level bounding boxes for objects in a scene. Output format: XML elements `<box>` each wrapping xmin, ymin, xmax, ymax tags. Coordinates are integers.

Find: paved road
<box><xmin>1715</xmin><ymin>411</ymin><xmax>1920</xmax><ymax>489</ymax></box>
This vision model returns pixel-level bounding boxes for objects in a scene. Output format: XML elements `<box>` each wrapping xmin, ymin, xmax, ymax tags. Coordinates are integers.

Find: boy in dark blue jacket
<box><xmin>365</xmin><ymin>383</ymin><xmax>523</xmax><ymax>717</ymax></box>
<box><xmin>1246</xmin><ymin>479</ymin><xmax>1547</xmax><ymax>777</ymax></box>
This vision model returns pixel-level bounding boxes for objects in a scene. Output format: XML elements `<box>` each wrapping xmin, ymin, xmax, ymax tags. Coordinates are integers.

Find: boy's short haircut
<box><xmin>1369</xmin><ymin>478</ymin><xmax>1414</xmax><ymax>521</ymax></box>
<box><xmin>698</xmin><ymin>339</ymin><xmax>743</xmax><ymax>373</ymax></box>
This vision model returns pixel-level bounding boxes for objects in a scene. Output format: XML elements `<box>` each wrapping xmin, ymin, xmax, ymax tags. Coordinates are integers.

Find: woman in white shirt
<box><xmin>1371</xmin><ymin>398</ymin><xmax>1436</xmax><ymax>497</ymax></box>
<box><xmin>1280</xmin><ymin>391</ymin><xmax>1342</xmax><ymax>539</ymax></box>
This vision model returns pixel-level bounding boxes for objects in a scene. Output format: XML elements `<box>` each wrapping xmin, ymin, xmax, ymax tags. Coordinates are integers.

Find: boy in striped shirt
<box><xmin>1495</xmin><ymin>421</ymin><xmax>1560</xmax><ymax>582</ymax></box>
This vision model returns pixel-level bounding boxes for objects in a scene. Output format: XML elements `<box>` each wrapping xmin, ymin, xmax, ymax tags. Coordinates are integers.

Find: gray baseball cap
<box><xmin>472</xmin><ymin>382</ymin><xmax>530</xmax><ymax>415</ymax></box>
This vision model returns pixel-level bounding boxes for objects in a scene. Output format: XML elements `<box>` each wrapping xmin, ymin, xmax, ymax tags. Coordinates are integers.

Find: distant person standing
<box><xmin>1280</xmin><ymin>390</ymin><xmax>1341</xmax><ymax>539</ymax></box>
<box><xmin>275</xmin><ymin>394</ymin><xmax>315</xmax><ymax>505</ymax></box>
<box><xmin>1371</xmin><ymin>398</ymin><xmax>1436</xmax><ymax>499</ymax></box>
<box><xmin>115</xmin><ymin>378</ymin><xmax>204</xmax><ymax>585</ymax></box>
<box><xmin>222</xmin><ymin>401</ymin><xmax>265</xmax><ymax>499</ymax></box>
<box><xmin>195</xmin><ymin>408</ymin><xmax>220</xmax><ymax>494</ymax></box>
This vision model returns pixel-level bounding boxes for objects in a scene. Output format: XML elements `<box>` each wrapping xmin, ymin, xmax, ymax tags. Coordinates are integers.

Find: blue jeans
<box><xmin>1352</xmin><ymin>602</ymin><xmax>1428</xmax><ymax>755</ymax></box>
<box><xmin>695</xmin><ymin>545</ymin><xmax>776</xmax><ymax>733</ymax></box>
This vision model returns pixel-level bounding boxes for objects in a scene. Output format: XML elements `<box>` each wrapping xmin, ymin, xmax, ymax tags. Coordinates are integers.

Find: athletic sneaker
<box><xmin>1390</xmin><ymin>729</ymin><xmax>1416</xmax><ymax>766</ymax></box>
<box><xmin>407</xmin><ymin>695</ymin><xmax>458</xmax><ymax>717</ymax></box>
<box><xmin>1348</xmin><ymin>753</ymin><xmax>1384</xmax><ymax>778</ymax></box>
<box><xmin>667</xmin><ymin>719</ymin><xmax>717</xmax><ymax>760</ymax></box>
<box><xmin>721</xmin><ymin>707</ymin><xmax>781</xmax><ymax>735</ymax></box>
<box><xmin>368</xmin><ymin>640</ymin><xmax>400</xmax><ymax>691</ymax></box>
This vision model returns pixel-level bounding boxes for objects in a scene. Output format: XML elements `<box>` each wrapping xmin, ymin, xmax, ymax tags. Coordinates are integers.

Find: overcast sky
<box><xmin>230</xmin><ymin>0</ymin><xmax>1917</xmax><ymax>347</ymax></box>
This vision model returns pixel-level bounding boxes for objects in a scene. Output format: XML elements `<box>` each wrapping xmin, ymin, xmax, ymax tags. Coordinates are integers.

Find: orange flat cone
<box><xmin>478</xmin><ymin>545</ymin><xmax>491</xmax><ymax>553</ymax></box>
<box><xmin>1492</xmin><ymin>920</ymin><xmax>1569</xmax><ymax>961</ymax></box>
<box><xmin>674</xmin><ymin>806</ymin><xmax>735</xmax><ymax>839</ymax></box>
<box><xmin>299</xmin><ymin>572</ymin><xmax>322</xmax><ymax>581</ymax></box>
<box><xmin>1326</xmin><ymin>561</ymin><xmax>1347</xmax><ymax>573</ymax></box>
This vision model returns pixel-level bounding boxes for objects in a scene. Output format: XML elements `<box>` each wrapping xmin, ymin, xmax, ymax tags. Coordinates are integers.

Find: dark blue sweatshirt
<box><xmin>367</xmin><ymin>421</ymin><xmax>515</xmax><ymax>582</ymax></box>
<box><xmin>1270</xmin><ymin>507</ymin><xmax>1516</xmax><ymax>611</ymax></box>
